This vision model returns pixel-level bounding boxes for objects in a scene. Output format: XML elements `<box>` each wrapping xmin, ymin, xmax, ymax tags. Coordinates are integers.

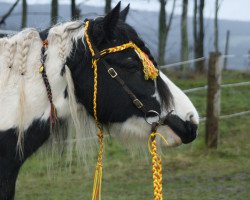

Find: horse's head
<box><xmin>67</xmin><ymin>3</ymin><xmax>199</xmax><ymax>147</ymax></box>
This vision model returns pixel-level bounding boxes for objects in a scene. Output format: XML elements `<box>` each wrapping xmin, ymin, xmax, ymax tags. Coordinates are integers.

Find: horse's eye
<box><xmin>124</xmin><ymin>61</ymin><xmax>140</xmax><ymax>73</ymax></box>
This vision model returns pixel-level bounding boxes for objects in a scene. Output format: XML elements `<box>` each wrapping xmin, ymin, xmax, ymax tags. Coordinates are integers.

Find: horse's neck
<box><xmin>0</xmin><ymin>28</ymin><xmax>72</xmax><ymax>132</ymax></box>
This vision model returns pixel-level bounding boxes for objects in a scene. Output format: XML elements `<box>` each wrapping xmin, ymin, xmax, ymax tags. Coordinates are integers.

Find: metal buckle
<box><xmin>133</xmin><ymin>99</ymin><xmax>143</xmax><ymax>109</ymax></box>
<box><xmin>108</xmin><ymin>68</ymin><xmax>118</xmax><ymax>78</ymax></box>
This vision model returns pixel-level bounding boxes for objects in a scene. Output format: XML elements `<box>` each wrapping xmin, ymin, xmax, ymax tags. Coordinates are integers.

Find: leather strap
<box><xmin>101</xmin><ymin>59</ymin><xmax>148</xmax><ymax>114</ymax></box>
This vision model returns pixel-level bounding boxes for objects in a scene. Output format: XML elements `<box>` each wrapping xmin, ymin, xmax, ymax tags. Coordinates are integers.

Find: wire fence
<box><xmin>184</xmin><ymin>81</ymin><xmax>250</xmax><ymax>93</ymax></box>
<box><xmin>160</xmin><ymin>57</ymin><xmax>206</xmax><ymax>69</ymax></box>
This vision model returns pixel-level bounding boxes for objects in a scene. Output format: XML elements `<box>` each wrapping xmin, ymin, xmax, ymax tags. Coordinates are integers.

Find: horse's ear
<box><xmin>120</xmin><ymin>4</ymin><xmax>130</xmax><ymax>21</ymax></box>
<box><xmin>103</xmin><ymin>1</ymin><xmax>121</xmax><ymax>35</ymax></box>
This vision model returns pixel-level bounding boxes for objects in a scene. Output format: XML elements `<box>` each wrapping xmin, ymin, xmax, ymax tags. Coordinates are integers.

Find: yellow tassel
<box><xmin>92</xmin><ymin>131</ymin><xmax>104</xmax><ymax>200</ymax></box>
<box><xmin>132</xmin><ymin>44</ymin><xmax>158</xmax><ymax>80</ymax></box>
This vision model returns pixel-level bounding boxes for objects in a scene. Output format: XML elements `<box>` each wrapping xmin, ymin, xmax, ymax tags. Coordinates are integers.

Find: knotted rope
<box><xmin>148</xmin><ymin>127</ymin><xmax>169</xmax><ymax>200</ymax></box>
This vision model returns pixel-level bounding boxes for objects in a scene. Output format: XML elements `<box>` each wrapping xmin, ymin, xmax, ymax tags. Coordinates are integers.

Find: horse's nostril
<box><xmin>186</xmin><ymin>112</ymin><xmax>199</xmax><ymax>125</ymax></box>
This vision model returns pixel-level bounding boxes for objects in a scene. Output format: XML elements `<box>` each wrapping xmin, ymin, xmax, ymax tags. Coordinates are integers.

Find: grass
<box><xmin>16</xmin><ymin>70</ymin><xmax>250</xmax><ymax>200</ymax></box>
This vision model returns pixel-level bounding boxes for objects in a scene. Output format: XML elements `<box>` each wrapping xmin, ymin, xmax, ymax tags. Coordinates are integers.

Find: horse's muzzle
<box><xmin>163</xmin><ymin>114</ymin><xmax>198</xmax><ymax>144</ymax></box>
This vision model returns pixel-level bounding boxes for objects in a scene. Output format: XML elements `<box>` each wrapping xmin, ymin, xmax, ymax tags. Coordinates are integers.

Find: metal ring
<box><xmin>145</xmin><ymin>110</ymin><xmax>160</xmax><ymax>125</ymax></box>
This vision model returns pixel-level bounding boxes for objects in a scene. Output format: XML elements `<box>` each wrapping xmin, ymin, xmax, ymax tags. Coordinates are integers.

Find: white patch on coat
<box><xmin>0</xmin><ymin>29</ymin><xmax>46</xmax><ymax>131</ymax></box>
<box><xmin>109</xmin><ymin>116</ymin><xmax>182</xmax><ymax>148</ymax></box>
<box><xmin>159</xmin><ymin>72</ymin><xmax>199</xmax><ymax>124</ymax></box>
<box><xmin>0</xmin><ymin>22</ymin><xmax>85</xmax><ymax>132</ymax></box>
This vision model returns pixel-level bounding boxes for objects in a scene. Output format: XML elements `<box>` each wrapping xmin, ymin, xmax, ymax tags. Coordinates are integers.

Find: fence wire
<box><xmin>184</xmin><ymin>81</ymin><xmax>250</xmax><ymax>93</ymax></box>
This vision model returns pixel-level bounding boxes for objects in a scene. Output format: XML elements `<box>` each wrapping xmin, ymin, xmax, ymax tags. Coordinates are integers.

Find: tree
<box><xmin>214</xmin><ymin>0</ymin><xmax>219</xmax><ymax>52</ymax></box>
<box><xmin>193</xmin><ymin>0</ymin><xmax>205</xmax><ymax>73</ymax></box>
<box><xmin>214</xmin><ymin>0</ymin><xmax>223</xmax><ymax>53</ymax></box>
<box><xmin>0</xmin><ymin>0</ymin><xmax>20</xmax><ymax>25</ymax></box>
<box><xmin>223</xmin><ymin>30</ymin><xmax>230</xmax><ymax>70</ymax></box>
<box><xmin>105</xmin><ymin>0</ymin><xmax>112</xmax><ymax>14</ymax></box>
<box><xmin>51</xmin><ymin>0</ymin><xmax>58</xmax><ymax>25</ymax></box>
<box><xmin>158</xmin><ymin>0</ymin><xmax>176</xmax><ymax>66</ymax></box>
<box><xmin>71</xmin><ymin>0</ymin><xmax>80</xmax><ymax>20</ymax></box>
<box><xmin>181</xmin><ymin>0</ymin><xmax>189</xmax><ymax>75</ymax></box>
<box><xmin>21</xmin><ymin>0</ymin><xmax>27</xmax><ymax>29</ymax></box>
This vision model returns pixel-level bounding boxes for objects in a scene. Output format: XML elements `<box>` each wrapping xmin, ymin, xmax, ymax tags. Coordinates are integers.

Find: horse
<box><xmin>0</xmin><ymin>2</ymin><xmax>199</xmax><ymax>199</ymax></box>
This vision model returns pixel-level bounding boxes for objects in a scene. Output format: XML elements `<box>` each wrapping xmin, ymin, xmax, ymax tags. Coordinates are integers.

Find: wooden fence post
<box><xmin>206</xmin><ymin>52</ymin><xmax>222</xmax><ymax>149</ymax></box>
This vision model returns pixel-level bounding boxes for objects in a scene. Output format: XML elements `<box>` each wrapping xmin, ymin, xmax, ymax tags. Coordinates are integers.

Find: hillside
<box><xmin>0</xmin><ymin>2</ymin><xmax>250</xmax><ymax>70</ymax></box>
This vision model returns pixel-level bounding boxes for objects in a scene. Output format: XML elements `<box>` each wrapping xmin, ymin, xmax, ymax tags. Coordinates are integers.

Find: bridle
<box><xmin>84</xmin><ymin>20</ymin><xmax>166</xmax><ymax>125</ymax></box>
<box><xmin>84</xmin><ymin>20</ymin><xmax>170</xmax><ymax>200</ymax></box>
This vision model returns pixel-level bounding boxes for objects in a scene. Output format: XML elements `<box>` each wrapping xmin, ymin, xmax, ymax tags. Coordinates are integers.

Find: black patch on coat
<box><xmin>0</xmin><ymin>119</ymin><xmax>50</xmax><ymax>199</ymax></box>
<box><xmin>60</xmin><ymin>65</ymin><xmax>66</xmax><ymax>76</ymax></box>
<box><xmin>164</xmin><ymin>115</ymin><xmax>198</xmax><ymax>144</ymax></box>
<box><xmin>67</xmin><ymin>10</ymin><xmax>172</xmax><ymax>124</ymax></box>
<box><xmin>64</xmin><ymin>87</ymin><xmax>68</xmax><ymax>99</ymax></box>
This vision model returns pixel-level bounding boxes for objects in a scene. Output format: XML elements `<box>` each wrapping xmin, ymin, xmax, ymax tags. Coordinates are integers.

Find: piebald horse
<box><xmin>0</xmin><ymin>3</ymin><xmax>199</xmax><ymax>199</ymax></box>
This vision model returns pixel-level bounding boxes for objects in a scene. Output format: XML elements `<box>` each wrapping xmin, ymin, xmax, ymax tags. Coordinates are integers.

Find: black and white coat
<box><xmin>0</xmin><ymin>3</ymin><xmax>199</xmax><ymax>199</ymax></box>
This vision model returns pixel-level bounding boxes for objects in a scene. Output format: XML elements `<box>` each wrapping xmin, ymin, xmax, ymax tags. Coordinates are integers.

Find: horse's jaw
<box><xmin>108</xmin><ymin>116</ymin><xmax>183</xmax><ymax>147</ymax></box>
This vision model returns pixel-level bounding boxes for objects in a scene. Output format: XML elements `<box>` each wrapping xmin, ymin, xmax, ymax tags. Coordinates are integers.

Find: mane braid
<box><xmin>0</xmin><ymin>39</ymin><xmax>15</xmax><ymax>89</ymax></box>
<box><xmin>16</xmin><ymin>32</ymin><xmax>33</xmax><ymax>155</ymax></box>
<box><xmin>59</xmin><ymin>29</ymin><xmax>69</xmax><ymax>63</ymax></box>
<box><xmin>40</xmin><ymin>39</ymin><xmax>58</xmax><ymax>126</ymax></box>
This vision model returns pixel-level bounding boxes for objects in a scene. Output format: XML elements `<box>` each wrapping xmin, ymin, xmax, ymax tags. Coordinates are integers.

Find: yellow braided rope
<box><xmin>99</xmin><ymin>41</ymin><xmax>158</xmax><ymax>80</ymax></box>
<box><xmin>148</xmin><ymin>132</ymin><xmax>170</xmax><ymax>200</ymax></box>
<box><xmin>84</xmin><ymin>21</ymin><xmax>95</xmax><ymax>57</ymax></box>
<box><xmin>85</xmin><ymin>21</ymin><xmax>104</xmax><ymax>200</ymax></box>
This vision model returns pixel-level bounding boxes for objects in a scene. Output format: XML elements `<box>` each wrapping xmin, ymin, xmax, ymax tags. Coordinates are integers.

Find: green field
<box><xmin>16</xmin><ymin>70</ymin><xmax>250</xmax><ymax>200</ymax></box>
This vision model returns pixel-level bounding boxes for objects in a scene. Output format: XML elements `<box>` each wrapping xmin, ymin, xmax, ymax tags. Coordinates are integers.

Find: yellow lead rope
<box><xmin>91</xmin><ymin>62</ymin><xmax>104</xmax><ymax>200</ymax></box>
<box><xmin>84</xmin><ymin>21</ymin><xmax>104</xmax><ymax>200</ymax></box>
<box><xmin>148</xmin><ymin>132</ymin><xmax>169</xmax><ymax>200</ymax></box>
<box><xmin>150</xmin><ymin>133</ymin><xmax>163</xmax><ymax>200</ymax></box>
